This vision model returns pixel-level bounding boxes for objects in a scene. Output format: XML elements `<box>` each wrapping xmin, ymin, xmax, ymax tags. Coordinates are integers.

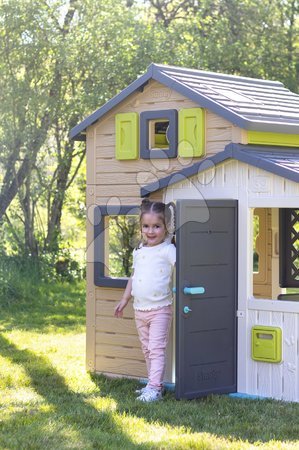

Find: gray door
<box><xmin>175</xmin><ymin>199</ymin><xmax>237</xmax><ymax>399</ymax></box>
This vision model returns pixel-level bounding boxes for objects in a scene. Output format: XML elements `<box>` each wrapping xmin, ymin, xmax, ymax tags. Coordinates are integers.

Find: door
<box><xmin>175</xmin><ymin>199</ymin><xmax>237</xmax><ymax>399</ymax></box>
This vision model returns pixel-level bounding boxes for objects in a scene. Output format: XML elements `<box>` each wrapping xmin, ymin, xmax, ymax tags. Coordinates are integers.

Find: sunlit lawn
<box><xmin>0</xmin><ymin>281</ymin><xmax>299</xmax><ymax>449</ymax></box>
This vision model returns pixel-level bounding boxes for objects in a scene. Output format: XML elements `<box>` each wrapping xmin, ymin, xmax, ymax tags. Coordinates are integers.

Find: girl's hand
<box><xmin>114</xmin><ymin>298</ymin><xmax>128</xmax><ymax>318</ymax></box>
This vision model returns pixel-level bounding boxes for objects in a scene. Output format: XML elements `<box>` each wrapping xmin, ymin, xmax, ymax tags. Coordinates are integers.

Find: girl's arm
<box><xmin>114</xmin><ymin>274</ymin><xmax>133</xmax><ymax>318</ymax></box>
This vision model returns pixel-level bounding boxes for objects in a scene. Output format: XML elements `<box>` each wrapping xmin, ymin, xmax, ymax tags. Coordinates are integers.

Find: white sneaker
<box><xmin>136</xmin><ymin>387</ymin><xmax>162</xmax><ymax>403</ymax></box>
<box><xmin>135</xmin><ymin>386</ymin><xmax>148</xmax><ymax>394</ymax></box>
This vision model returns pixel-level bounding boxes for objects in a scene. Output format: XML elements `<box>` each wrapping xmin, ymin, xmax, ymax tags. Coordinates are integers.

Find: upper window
<box><xmin>94</xmin><ymin>205</ymin><xmax>139</xmax><ymax>287</ymax></box>
<box><xmin>151</xmin><ymin>120</ymin><xmax>169</xmax><ymax>149</ymax></box>
<box><xmin>140</xmin><ymin>109</ymin><xmax>178</xmax><ymax>159</ymax></box>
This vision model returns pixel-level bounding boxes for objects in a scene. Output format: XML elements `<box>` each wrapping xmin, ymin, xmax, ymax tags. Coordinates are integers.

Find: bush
<box><xmin>0</xmin><ymin>252</ymin><xmax>85</xmax><ymax>305</ymax></box>
<box><xmin>0</xmin><ymin>254</ymin><xmax>41</xmax><ymax>304</ymax></box>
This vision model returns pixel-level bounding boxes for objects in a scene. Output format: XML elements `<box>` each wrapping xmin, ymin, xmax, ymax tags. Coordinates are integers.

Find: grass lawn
<box><xmin>0</xmin><ymin>281</ymin><xmax>299</xmax><ymax>449</ymax></box>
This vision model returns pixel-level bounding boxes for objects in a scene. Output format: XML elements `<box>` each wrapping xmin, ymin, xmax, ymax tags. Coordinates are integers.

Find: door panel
<box><xmin>175</xmin><ymin>199</ymin><xmax>238</xmax><ymax>399</ymax></box>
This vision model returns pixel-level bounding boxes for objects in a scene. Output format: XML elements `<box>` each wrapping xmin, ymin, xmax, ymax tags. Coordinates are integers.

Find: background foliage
<box><xmin>0</xmin><ymin>0</ymin><xmax>298</xmax><ymax>288</ymax></box>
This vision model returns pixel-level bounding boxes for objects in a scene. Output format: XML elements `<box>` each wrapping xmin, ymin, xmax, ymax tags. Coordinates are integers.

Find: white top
<box><xmin>131</xmin><ymin>241</ymin><xmax>176</xmax><ymax>311</ymax></box>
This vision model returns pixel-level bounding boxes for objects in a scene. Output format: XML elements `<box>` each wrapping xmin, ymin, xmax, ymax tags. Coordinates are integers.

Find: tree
<box><xmin>0</xmin><ymin>0</ymin><xmax>298</xmax><ymax>263</ymax></box>
<box><xmin>0</xmin><ymin>0</ymin><xmax>149</xmax><ymax>256</ymax></box>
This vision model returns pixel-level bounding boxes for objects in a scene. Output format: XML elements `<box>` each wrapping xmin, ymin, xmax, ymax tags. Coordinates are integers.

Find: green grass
<box><xmin>0</xmin><ymin>281</ymin><xmax>299</xmax><ymax>449</ymax></box>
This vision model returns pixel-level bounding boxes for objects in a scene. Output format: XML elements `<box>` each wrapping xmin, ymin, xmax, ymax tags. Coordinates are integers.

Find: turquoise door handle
<box><xmin>183</xmin><ymin>287</ymin><xmax>205</xmax><ymax>295</ymax></box>
<box><xmin>183</xmin><ymin>306</ymin><xmax>192</xmax><ymax>314</ymax></box>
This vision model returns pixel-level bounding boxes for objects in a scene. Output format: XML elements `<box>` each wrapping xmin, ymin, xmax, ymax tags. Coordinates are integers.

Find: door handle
<box><xmin>183</xmin><ymin>306</ymin><xmax>192</xmax><ymax>314</ymax></box>
<box><xmin>183</xmin><ymin>287</ymin><xmax>205</xmax><ymax>295</ymax></box>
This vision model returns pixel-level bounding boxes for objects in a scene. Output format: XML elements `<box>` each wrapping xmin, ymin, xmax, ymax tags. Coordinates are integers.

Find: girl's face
<box><xmin>141</xmin><ymin>212</ymin><xmax>167</xmax><ymax>247</ymax></box>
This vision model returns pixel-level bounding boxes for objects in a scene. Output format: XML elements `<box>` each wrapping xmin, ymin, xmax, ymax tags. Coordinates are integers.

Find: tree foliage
<box><xmin>0</xmin><ymin>0</ymin><xmax>298</xmax><ymax>265</ymax></box>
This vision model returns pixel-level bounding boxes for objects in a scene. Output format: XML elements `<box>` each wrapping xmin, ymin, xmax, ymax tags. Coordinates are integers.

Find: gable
<box><xmin>86</xmin><ymin>79</ymin><xmax>237</xmax><ymax>202</ymax></box>
<box><xmin>141</xmin><ymin>144</ymin><xmax>299</xmax><ymax>197</ymax></box>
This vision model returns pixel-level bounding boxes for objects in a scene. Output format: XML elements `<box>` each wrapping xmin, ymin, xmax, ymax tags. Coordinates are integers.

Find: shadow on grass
<box><xmin>0</xmin><ymin>333</ymin><xmax>150</xmax><ymax>450</ymax></box>
<box><xmin>90</xmin><ymin>373</ymin><xmax>299</xmax><ymax>445</ymax></box>
<box><xmin>0</xmin><ymin>282</ymin><xmax>86</xmax><ymax>333</ymax></box>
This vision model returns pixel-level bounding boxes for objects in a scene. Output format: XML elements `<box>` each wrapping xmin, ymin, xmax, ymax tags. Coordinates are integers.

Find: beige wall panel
<box><xmin>96</xmin><ymin>316</ymin><xmax>136</xmax><ymax>335</ymax></box>
<box><xmin>129</xmin><ymin>99</ymin><xmax>198</xmax><ymax>112</ymax></box>
<box><xmin>96</xmin><ymin>135</ymin><xmax>115</xmax><ymax>147</ymax></box>
<box><xmin>149</xmin><ymin>192</ymin><xmax>163</xmax><ymax>202</ymax></box>
<box><xmin>206</xmin><ymin>111</ymin><xmax>232</xmax><ymax>128</ymax></box>
<box><xmin>96</xmin><ymin>299</ymin><xmax>134</xmax><ymax>319</ymax></box>
<box><xmin>96</xmin><ymin>332</ymin><xmax>140</xmax><ymax>348</ymax></box>
<box><xmin>206</xmin><ymin>141</ymin><xmax>231</xmax><ymax>154</ymax></box>
<box><xmin>86</xmin><ymin>195</ymin><xmax>95</xmax><ymax>256</ymax></box>
<box><xmin>206</xmin><ymin>127</ymin><xmax>232</xmax><ymax>142</ymax></box>
<box><xmin>95</xmin><ymin>172</ymin><xmax>160</xmax><ymax>186</ymax></box>
<box><xmin>95</xmin><ymin>196</ymin><xmax>142</xmax><ymax>205</ymax></box>
<box><xmin>96</xmin><ymin>287</ymin><xmax>127</xmax><ymax>301</ymax></box>
<box><xmin>96</xmin><ymin>117</ymin><xmax>115</xmax><ymax>136</ymax></box>
<box><xmin>86</xmin><ymin>126</ymin><xmax>96</xmax><ymax>185</ymax></box>
<box><xmin>253</xmin><ymin>284</ymin><xmax>272</xmax><ymax>298</ymax></box>
<box><xmin>86</xmin><ymin>262</ymin><xmax>96</xmax><ymax>372</ymax></box>
<box><xmin>232</xmin><ymin>126</ymin><xmax>248</xmax><ymax>144</ymax></box>
<box><xmin>95</xmin><ymin>184</ymin><xmax>141</xmax><ymax>198</ymax></box>
<box><xmin>86</xmin><ymin>186</ymin><xmax>96</xmax><ymax>210</ymax></box>
<box><xmin>95</xmin><ymin>146</ymin><xmax>114</xmax><ymax>158</ymax></box>
<box><xmin>95</xmin><ymin>356</ymin><xmax>146</xmax><ymax>377</ymax></box>
<box><xmin>96</xmin><ymin>343</ymin><xmax>144</xmax><ymax>360</ymax></box>
<box><xmin>86</xmin><ymin>187</ymin><xmax>97</xmax><ymax>372</ymax></box>
<box><xmin>95</xmin><ymin>158</ymin><xmax>187</xmax><ymax>174</ymax></box>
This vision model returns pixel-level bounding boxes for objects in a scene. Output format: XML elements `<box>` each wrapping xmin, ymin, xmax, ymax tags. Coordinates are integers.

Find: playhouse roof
<box><xmin>141</xmin><ymin>144</ymin><xmax>299</xmax><ymax>196</ymax></box>
<box><xmin>70</xmin><ymin>63</ymin><xmax>299</xmax><ymax>141</ymax></box>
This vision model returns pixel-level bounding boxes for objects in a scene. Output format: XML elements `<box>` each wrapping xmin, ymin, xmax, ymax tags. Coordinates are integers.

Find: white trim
<box><xmin>249</xmin><ymin>198</ymin><xmax>299</xmax><ymax>208</ymax></box>
<box><xmin>248</xmin><ymin>297</ymin><xmax>299</xmax><ymax>313</ymax></box>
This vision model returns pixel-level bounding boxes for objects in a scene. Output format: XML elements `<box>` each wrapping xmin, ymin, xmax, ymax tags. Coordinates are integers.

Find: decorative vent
<box><xmin>279</xmin><ymin>209</ymin><xmax>299</xmax><ymax>287</ymax></box>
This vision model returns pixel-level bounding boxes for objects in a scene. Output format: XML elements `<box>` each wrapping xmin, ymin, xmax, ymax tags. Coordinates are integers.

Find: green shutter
<box><xmin>178</xmin><ymin>108</ymin><xmax>205</xmax><ymax>157</ymax></box>
<box><xmin>115</xmin><ymin>112</ymin><xmax>139</xmax><ymax>160</ymax></box>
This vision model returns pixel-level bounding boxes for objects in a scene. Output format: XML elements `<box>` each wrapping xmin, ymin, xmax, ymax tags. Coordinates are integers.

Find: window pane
<box><xmin>149</xmin><ymin>120</ymin><xmax>169</xmax><ymax>149</ymax></box>
<box><xmin>108</xmin><ymin>215</ymin><xmax>139</xmax><ymax>277</ymax></box>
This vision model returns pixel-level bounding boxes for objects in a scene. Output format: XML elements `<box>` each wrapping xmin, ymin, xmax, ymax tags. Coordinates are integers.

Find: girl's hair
<box><xmin>138</xmin><ymin>198</ymin><xmax>176</xmax><ymax>246</ymax></box>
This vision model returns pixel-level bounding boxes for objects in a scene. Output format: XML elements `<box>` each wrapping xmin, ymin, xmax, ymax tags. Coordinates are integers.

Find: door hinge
<box><xmin>236</xmin><ymin>310</ymin><xmax>245</xmax><ymax>318</ymax></box>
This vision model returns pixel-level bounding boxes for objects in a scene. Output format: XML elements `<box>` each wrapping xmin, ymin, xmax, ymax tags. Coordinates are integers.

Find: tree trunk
<box><xmin>45</xmin><ymin>141</ymin><xmax>75</xmax><ymax>252</ymax></box>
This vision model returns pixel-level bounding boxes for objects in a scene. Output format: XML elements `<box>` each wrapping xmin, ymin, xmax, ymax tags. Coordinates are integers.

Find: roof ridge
<box><xmin>151</xmin><ymin>63</ymin><xmax>284</xmax><ymax>87</ymax></box>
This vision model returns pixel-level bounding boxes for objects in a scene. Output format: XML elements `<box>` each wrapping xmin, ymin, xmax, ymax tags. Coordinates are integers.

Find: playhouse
<box><xmin>71</xmin><ymin>64</ymin><xmax>299</xmax><ymax>401</ymax></box>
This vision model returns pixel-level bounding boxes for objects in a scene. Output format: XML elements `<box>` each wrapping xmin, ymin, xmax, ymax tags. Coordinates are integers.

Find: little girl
<box><xmin>114</xmin><ymin>199</ymin><xmax>176</xmax><ymax>403</ymax></box>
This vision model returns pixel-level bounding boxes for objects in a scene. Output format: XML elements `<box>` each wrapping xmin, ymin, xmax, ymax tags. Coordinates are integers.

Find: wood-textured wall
<box><xmin>86</xmin><ymin>80</ymin><xmax>243</xmax><ymax>379</ymax></box>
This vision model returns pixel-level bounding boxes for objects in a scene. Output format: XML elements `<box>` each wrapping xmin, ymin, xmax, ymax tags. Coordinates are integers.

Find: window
<box><xmin>140</xmin><ymin>109</ymin><xmax>178</xmax><ymax>159</ymax></box>
<box><xmin>150</xmin><ymin>120</ymin><xmax>169</xmax><ymax>149</ymax></box>
<box><xmin>94</xmin><ymin>205</ymin><xmax>140</xmax><ymax>287</ymax></box>
<box><xmin>252</xmin><ymin>208</ymin><xmax>269</xmax><ymax>295</ymax></box>
<box><xmin>280</xmin><ymin>209</ymin><xmax>299</xmax><ymax>288</ymax></box>
<box><xmin>253</xmin><ymin>213</ymin><xmax>260</xmax><ymax>274</ymax></box>
<box><xmin>251</xmin><ymin>208</ymin><xmax>299</xmax><ymax>301</ymax></box>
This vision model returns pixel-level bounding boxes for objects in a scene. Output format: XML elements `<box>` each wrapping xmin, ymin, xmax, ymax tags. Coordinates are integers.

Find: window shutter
<box><xmin>115</xmin><ymin>112</ymin><xmax>139</xmax><ymax>160</ymax></box>
<box><xmin>178</xmin><ymin>108</ymin><xmax>205</xmax><ymax>158</ymax></box>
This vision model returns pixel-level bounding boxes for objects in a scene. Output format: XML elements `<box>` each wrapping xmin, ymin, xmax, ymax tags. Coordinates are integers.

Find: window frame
<box><xmin>94</xmin><ymin>205</ymin><xmax>139</xmax><ymax>287</ymax></box>
<box><xmin>140</xmin><ymin>109</ymin><xmax>178</xmax><ymax>159</ymax></box>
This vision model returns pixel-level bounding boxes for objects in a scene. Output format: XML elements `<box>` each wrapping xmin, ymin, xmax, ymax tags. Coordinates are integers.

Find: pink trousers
<box><xmin>135</xmin><ymin>305</ymin><xmax>173</xmax><ymax>391</ymax></box>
